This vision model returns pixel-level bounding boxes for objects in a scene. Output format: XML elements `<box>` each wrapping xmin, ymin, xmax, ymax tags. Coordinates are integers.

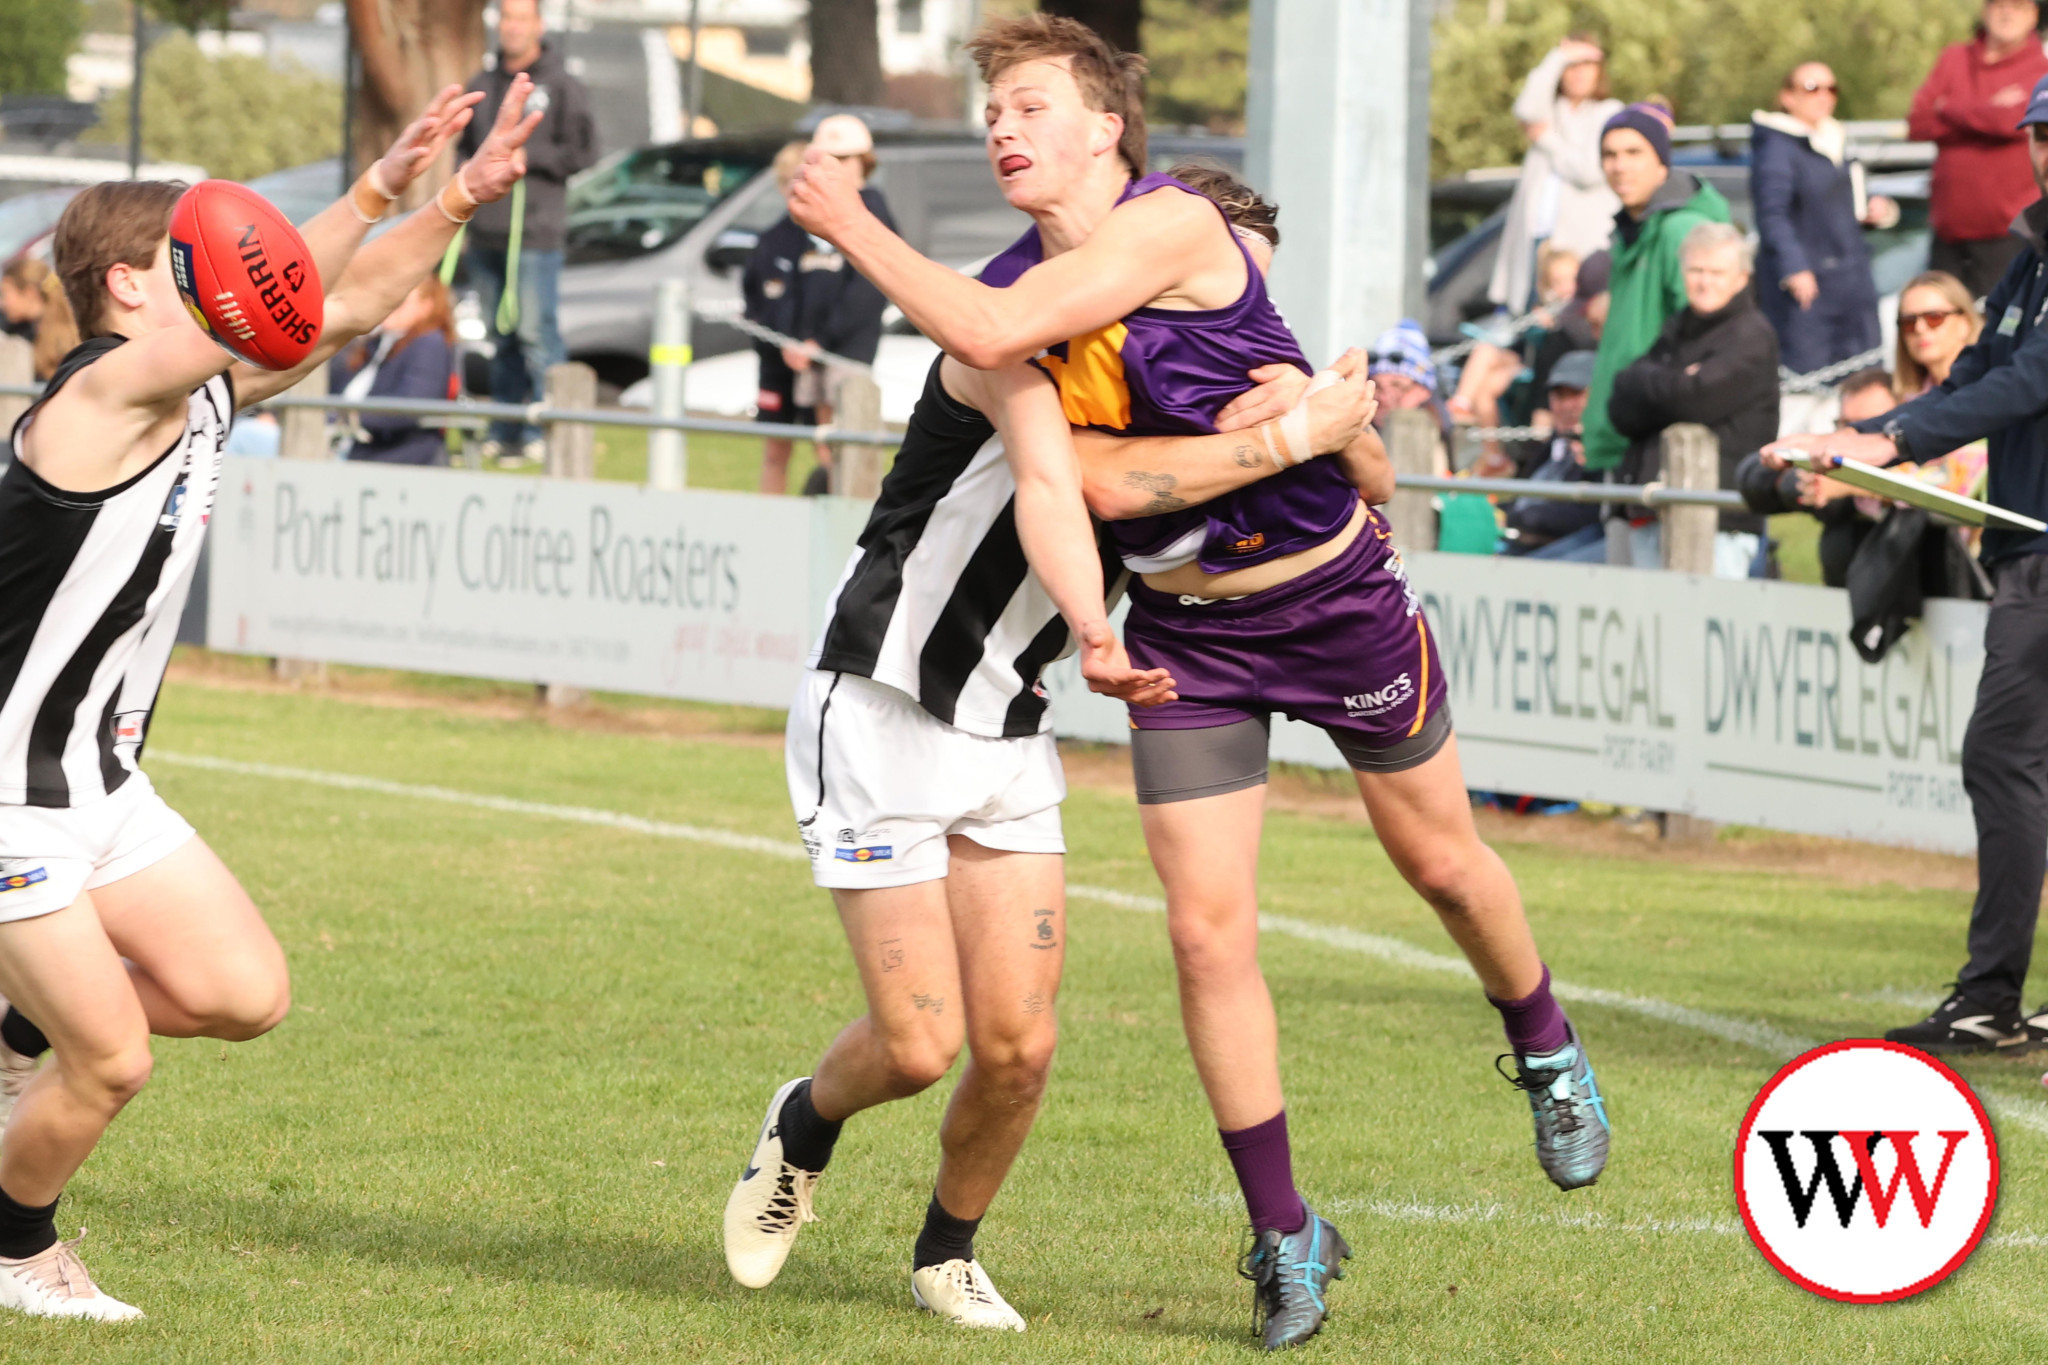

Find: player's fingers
<box><xmin>494</xmin><ymin>75</ymin><xmax>532</xmax><ymax>132</ymax></box>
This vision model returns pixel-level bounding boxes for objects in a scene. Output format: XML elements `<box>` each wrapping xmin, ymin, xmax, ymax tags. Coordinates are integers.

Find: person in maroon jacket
<box><xmin>1911</xmin><ymin>0</ymin><xmax>2048</xmax><ymax>301</ymax></box>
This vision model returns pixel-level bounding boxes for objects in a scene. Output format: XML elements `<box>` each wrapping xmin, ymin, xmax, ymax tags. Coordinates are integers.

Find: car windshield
<box><xmin>566</xmin><ymin>148</ymin><xmax>770</xmax><ymax>264</ymax></box>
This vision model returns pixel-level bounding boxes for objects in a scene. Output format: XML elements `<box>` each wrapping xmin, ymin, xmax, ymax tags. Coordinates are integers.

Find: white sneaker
<box><xmin>722</xmin><ymin>1077</ymin><xmax>822</xmax><ymax>1289</ymax></box>
<box><xmin>0</xmin><ymin>1232</ymin><xmax>143</xmax><ymax>1321</ymax></box>
<box><xmin>911</xmin><ymin>1258</ymin><xmax>1028</xmax><ymax>1332</ymax></box>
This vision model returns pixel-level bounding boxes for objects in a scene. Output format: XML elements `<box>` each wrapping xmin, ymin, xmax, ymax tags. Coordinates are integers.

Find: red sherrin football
<box><xmin>168</xmin><ymin>179</ymin><xmax>324</xmax><ymax>370</ymax></box>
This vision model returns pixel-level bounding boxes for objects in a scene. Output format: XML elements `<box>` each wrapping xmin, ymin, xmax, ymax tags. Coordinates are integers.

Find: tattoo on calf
<box><xmin>880</xmin><ymin>938</ymin><xmax>904</xmax><ymax>972</ymax></box>
<box><xmin>912</xmin><ymin>993</ymin><xmax>945</xmax><ymax>1014</ymax></box>
<box><xmin>1123</xmin><ymin>470</ymin><xmax>1187</xmax><ymax>515</ymax></box>
<box><xmin>1029</xmin><ymin>907</ymin><xmax>1058</xmax><ymax>951</ymax></box>
<box><xmin>1022</xmin><ymin>990</ymin><xmax>1046</xmax><ymax>1015</ymax></box>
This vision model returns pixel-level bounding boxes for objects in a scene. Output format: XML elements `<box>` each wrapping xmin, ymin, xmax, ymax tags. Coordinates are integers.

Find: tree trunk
<box><xmin>1041</xmin><ymin>0</ymin><xmax>1143</xmax><ymax>55</ymax></box>
<box><xmin>809</xmin><ymin>0</ymin><xmax>885</xmax><ymax>106</ymax></box>
<box><xmin>345</xmin><ymin>0</ymin><xmax>489</xmax><ymax>208</ymax></box>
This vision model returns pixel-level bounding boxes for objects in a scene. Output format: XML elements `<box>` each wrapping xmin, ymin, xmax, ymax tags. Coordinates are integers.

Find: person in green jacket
<box><xmin>1581</xmin><ymin>103</ymin><xmax>1732</xmax><ymax>471</ymax></box>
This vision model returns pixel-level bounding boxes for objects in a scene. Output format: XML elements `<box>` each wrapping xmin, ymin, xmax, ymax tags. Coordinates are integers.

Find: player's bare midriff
<box><xmin>1139</xmin><ymin>498</ymin><xmax>1366</xmax><ymax>599</ymax></box>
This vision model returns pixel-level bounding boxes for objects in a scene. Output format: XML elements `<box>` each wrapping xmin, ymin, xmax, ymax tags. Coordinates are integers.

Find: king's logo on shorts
<box><xmin>1343</xmin><ymin>673</ymin><xmax>1414</xmax><ymax>718</ymax></box>
<box><xmin>1735</xmin><ymin>1040</ymin><xmax>1997</xmax><ymax>1303</ymax></box>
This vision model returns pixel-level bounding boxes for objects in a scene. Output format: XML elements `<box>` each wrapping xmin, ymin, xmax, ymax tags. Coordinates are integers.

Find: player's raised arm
<box><xmin>232</xmin><ymin>76</ymin><xmax>542</xmax><ymax>407</ymax></box>
<box><xmin>291</xmin><ymin>85</ymin><xmax>483</xmax><ymax>294</ymax></box>
<box><xmin>788</xmin><ymin>153</ymin><xmax>1220</xmax><ymax>371</ymax></box>
<box><xmin>1074</xmin><ymin>369</ymin><xmax>1373</xmax><ymax>520</ymax></box>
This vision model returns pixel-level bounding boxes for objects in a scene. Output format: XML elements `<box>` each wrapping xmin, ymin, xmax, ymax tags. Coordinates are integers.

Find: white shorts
<box><xmin>786</xmin><ymin>670</ymin><xmax>1065</xmax><ymax>890</ymax></box>
<box><xmin>0</xmin><ymin>771</ymin><xmax>196</xmax><ymax>923</ymax></box>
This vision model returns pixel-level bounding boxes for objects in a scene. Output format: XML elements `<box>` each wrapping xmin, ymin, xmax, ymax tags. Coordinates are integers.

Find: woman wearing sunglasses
<box><xmin>1751</xmin><ymin>61</ymin><xmax>1891</xmax><ymax>377</ymax></box>
<box><xmin>1895</xmin><ymin>270</ymin><xmax>1985</xmax><ymax>394</ymax></box>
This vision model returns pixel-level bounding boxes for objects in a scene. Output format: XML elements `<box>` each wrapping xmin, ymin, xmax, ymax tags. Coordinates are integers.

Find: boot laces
<box><xmin>9</xmin><ymin>1230</ymin><xmax>99</xmax><ymax>1301</ymax></box>
<box><xmin>1497</xmin><ymin>1053</ymin><xmax>1586</xmax><ymax>1136</ymax></box>
<box><xmin>755</xmin><ymin>1166</ymin><xmax>819</xmax><ymax>1236</ymax></box>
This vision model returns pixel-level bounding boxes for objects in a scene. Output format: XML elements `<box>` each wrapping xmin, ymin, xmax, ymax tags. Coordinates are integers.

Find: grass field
<box><xmin>22</xmin><ymin>663</ymin><xmax>2048</xmax><ymax>1363</ymax></box>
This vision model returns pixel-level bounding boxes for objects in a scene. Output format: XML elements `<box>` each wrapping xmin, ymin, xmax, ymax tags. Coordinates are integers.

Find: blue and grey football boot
<box><xmin>1238</xmin><ymin>1206</ymin><xmax>1351</xmax><ymax>1351</ymax></box>
<box><xmin>1498</xmin><ymin>1022</ymin><xmax>1610</xmax><ymax>1190</ymax></box>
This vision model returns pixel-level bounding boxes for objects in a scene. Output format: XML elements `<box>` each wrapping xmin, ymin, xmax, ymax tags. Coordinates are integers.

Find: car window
<box><xmin>884</xmin><ymin>155</ymin><xmax>1030</xmax><ymax>268</ymax></box>
<box><xmin>566</xmin><ymin>148</ymin><xmax>771</xmax><ymax>264</ymax></box>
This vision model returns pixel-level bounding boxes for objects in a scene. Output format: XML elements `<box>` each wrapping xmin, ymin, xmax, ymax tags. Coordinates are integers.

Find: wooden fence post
<box><xmin>1383</xmin><ymin>408</ymin><xmax>1438</xmax><ymax>555</ymax></box>
<box><xmin>0</xmin><ymin>335</ymin><xmax>32</xmax><ymax>436</ymax></box>
<box><xmin>1656</xmin><ymin>421</ymin><xmax>1718</xmax><ymax>843</ymax></box>
<box><xmin>540</xmin><ymin>362</ymin><xmax>597</xmax><ymax>707</ymax></box>
<box><xmin>1658</xmin><ymin>422</ymin><xmax>1718</xmax><ymax>575</ymax></box>
<box><xmin>828</xmin><ymin>372</ymin><xmax>885</xmax><ymax>500</ymax></box>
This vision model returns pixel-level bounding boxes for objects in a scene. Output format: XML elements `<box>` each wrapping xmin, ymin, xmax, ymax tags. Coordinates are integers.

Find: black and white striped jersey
<box><xmin>0</xmin><ymin>338</ymin><xmax>230</xmax><ymax>808</ymax></box>
<box><xmin>810</xmin><ymin>358</ymin><xmax>1122</xmax><ymax>739</ymax></box>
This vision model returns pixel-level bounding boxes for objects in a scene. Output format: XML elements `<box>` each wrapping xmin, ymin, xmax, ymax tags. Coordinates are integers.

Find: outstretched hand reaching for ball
<box><xmin>456</xmin><ymin>72</ymin><xmax>545</xmax><ymax>204</ymax></box>
<box><xmin>373</xmin><ymin>85</ymin><xmax>485</xmax><ymax>198</ymax></box>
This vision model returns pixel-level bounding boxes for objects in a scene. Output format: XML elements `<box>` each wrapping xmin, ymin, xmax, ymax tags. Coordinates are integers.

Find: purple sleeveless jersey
<box><xmin>977</xmin><ymin>173</ymin><xmax>1360</xmax><ymax>572</ymax></box>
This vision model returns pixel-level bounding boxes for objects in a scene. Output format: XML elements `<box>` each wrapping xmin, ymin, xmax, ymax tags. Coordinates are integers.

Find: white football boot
<box><xmin>722</xmin><ymin>1077</ymin><xmax>822</xmax><ymax>1289</ymax></box>
<box><xmin>911</xmin><ymin>1258</ymin><xmax>1028</xmax><ymax>1332</ymax></box>
<box><xmin>0</xmin><ymin>1233</ymin><xmax>143</xmax><ymax>1322</ymax></box>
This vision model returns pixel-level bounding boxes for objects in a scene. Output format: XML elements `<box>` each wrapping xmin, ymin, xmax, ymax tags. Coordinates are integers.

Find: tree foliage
<box><xmin>1144</xmin><ymin>0</ymin><xmax>1249</xmax><ymax>130</ymax></box>
<box><xmin>0</xmin><ymin>0</ymin><xmax>85</xmax><ymax>97</ymax></box>
<box><xmin>1431</xmin><ymin>0</ymin><xmax>1982</xmax><ymax>178</ymax></box>
<box><xmin>87</xmin><ymin>32</ymin><xmax>341</xmax><ymax>182</ymax></box>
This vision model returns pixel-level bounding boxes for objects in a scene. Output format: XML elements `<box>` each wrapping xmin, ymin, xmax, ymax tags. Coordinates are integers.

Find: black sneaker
<box><xmin>2024</xmin><ymin>1004</ymin><xmax>2048</xmax><ymax>1049</ymax></box>
<box><xmin>1239</xmin><ymin>1206</ymin><xmax>1350</xmax><ymax>1351</ymax></box>
<box><xmin>1884</xmin><ymin>987</ymin><xmax>2028</xmax><ymax>1054</ymax></box>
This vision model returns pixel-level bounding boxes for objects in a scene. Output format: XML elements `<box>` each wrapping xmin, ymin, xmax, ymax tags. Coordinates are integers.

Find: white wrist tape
<box><xmin>1277</xmin><ymin>369</ymin><xmax>1344</xmax><ymax>466</ymax></box>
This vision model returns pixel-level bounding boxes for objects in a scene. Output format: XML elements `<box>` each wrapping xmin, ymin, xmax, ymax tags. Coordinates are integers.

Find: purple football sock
<box><xmin>1489</xmin><ymin>963</ymin><xmax>1571</xmax><ymax>1057</ymax></box>
<box><xmin>1220</xmin><ymin>1110</ymin><xmax>1307</xmax><ymax>1235</ymax></box>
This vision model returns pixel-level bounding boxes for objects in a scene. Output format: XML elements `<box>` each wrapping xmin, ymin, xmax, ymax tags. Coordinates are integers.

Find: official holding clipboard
<box><xmin>1765</xmin><ymin>73</ymin><xmax>2048</xmax><ymax>1055</ymax></box>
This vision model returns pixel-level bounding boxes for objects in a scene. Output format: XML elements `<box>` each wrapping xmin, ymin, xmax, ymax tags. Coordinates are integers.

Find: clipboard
<box><xmin>1782</xmin><ymin>453</ymin><xmax>2048</xmax><ymax>534</ymax></box>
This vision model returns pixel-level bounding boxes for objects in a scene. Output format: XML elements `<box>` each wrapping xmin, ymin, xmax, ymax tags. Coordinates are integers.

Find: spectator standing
<box><xmin>743</xmin><ymin>142</ymin><xmax>816</xmax><ymax>493</ymax></box>
<box><xmin>784</xmin><ymin>115</ymin><xmax>897</xmax><ymax>495</ymax></box>
<box><xmin>1502</xmin><ymin>349</ymin><xmax>1605</xmax><ymax>560</ymax></box>
<box><xmin>1751</xmin><ymin>62</ymin><xmax>1888</xmax><ymax>374</ymax></box>
<box><xmin>1608</xmin><ymin>222</ymin><xmax>1780</xmax><ymax>578</ymax></box>
<box><xmin>328</xmin><ymin>279</ymin><xmax>460</xmax><ymax>465</ymax></box>
<box><xmin>461</xmin><ymin>0</ymin><xmax>599</xmax><ymax>465</ymax></box>
<box><xmin>1488</xmin><ymin>37</ymin><xmax>1622</xmax><ymax>313</ymax></box>
<box><xmin>1763</xmin><ymin>73</ymin><xmax>2048</xmax><ymax>1053</ymax></box>
<box><xmin>1582</xmin><ymin>103</ymin><xmax>1733</xmax><ymax>474</ymax></box>
<box><xmin>1910</xmin><ymin>0</ymin><xmax>2048</xmax><ymax>301</ymax></box>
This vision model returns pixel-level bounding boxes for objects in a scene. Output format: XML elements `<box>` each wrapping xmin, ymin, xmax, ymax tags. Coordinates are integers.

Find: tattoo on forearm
<box><xmin>1029</xmin><ymin>907</ymin><xmax>1059</xmax><ymax>951</ymax></box>
<box><xmin>1022</xmin><ymin>990</ymin><xmax>1046</xmax><ymax>1015</ymax></box>
<box><xmin>880</xmin><ymin>938</ymin><xmax>904</xmax><ymax>972</ymax></box>
<box><xmin>1232</xmin><ymin>443</ymin><xmax>1260</xmax><ymax>469</ymax></box>
<box><xmin>912</xmin><ymin>993</ymin><xmax>945</xmax><ymax>1014</ymax></box>
<box><xmin>1123</xmin><ymin>470</ymin><xmax>1187</xmax><ymax>515</ymax></box>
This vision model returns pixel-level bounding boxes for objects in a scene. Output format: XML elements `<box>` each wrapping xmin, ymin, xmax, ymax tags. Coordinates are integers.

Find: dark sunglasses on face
<box><xmin>1794</xmin><ymin>79</ymin><xmax>1838</xmax><ymax>93</ymax></box>
<box><xmin>1899</xmin><ymin>309</ymin><xmax>1961</xmax><ymax>332</ymax></box>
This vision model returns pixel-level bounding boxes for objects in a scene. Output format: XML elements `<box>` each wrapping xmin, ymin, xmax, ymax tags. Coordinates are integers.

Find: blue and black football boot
<box><xmin>1238</xmin><ymin>1206</ymin><xmax>1351</xmax><ymax>1351</ymax></box>
<box><xmin>1498</xmin><ymin>1021</ymin><xmax>1610</xmax><ymax>1191</ymax></box>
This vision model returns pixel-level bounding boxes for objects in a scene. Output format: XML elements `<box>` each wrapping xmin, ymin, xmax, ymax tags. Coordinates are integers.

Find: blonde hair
<box><xmin>966</xmin><ymin>14</ymin><xmax>1149</xmax><ymax>178</ymax></box>
<box><xmin>772</xmin><ymin>140</ymin><xmax>807</xmax><ymax>192</ymax></box>
<box><xmin>1893</xmin><ymin>270</ymin><xmax>1982</xmax><ymax>396</ymax></box>
<box><xmin>32</xmin><ymin>274</ymin><xmax>79</xmax><ymax>381</ymax></box>
<box><xmin>1535</xmin><ymin>242</ymin><xmax>1580</xmax><ymax>305</ymax></box>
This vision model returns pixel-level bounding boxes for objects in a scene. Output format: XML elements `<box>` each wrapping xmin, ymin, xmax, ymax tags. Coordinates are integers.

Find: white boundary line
<box><xmin>150</xmin><ymin>750</ymin><xmax>2048</xmax><ymax>1144</ymax></box>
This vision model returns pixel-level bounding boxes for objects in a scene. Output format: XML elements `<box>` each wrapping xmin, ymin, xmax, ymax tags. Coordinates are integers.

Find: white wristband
<box><xmin>1278</xmin><ymin>369</ymin><xmax>1343</xmax><ymax>464</ymax></box>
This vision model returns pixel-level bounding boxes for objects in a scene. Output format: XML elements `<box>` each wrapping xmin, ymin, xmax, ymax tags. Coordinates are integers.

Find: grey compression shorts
<box><xmin>1130</xmin><ymin>708</ymin><xmax>1453</xmax><ymax>805</ymax></box>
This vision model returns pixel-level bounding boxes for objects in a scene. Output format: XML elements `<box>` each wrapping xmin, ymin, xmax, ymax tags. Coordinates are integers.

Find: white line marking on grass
<box><xmin>153</xmin><ymin>751</ymin><xmax>2048</xmax><ymax>1140</ymax></box>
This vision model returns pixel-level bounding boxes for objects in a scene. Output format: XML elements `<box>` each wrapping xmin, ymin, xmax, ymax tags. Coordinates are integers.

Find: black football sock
<box><xmin>0</xmin><ymin>1008</ymin><xmax>47</xmax><ymax>1060</ymax></box>
<box><xmin>0</xmin><ymin>1186</ymin><xmax>57</xmax><ymax>1261</ymax></box>
<box><xmin>776</xmin><ymin>1078</ymin><xmax>843</xmax><ymax>1173</ymax></box>
<box><xmin>912</xmin><ymin>1193</ymin><xmax>981</xmax><ymax>1271</ymax></box>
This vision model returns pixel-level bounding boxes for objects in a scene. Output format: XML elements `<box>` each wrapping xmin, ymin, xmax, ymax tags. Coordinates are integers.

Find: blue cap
<box><xmin>2019</xmin><ymin>74</ymin><xmax>2048</xmax><ymax>129</ymax></box>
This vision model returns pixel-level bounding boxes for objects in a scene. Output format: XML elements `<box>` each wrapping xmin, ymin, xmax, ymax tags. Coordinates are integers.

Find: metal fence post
<box><xmin>829</xmin><ymin>373</ymin><xmax>886</xmax><ymax>500</ymax></box>
<box><xmin>543</xmin><ymin>361</ymin><xmax>597</xmax><ymax>481</ymax></box>
<box><xmin>648</xmin><ymin>278</ymin><xmax>690</xmax><ymax>490</ymax></box>
<box><xmin>0</xmin><ymin>336</ymin><xmax>31</xmax><ymax>436</ymax></box>
<box><xmin>541</xmin><ymin>361</ymin><xmax>596</xmax><ymax>707</ymax></box>
<box><xmin>1383</xmin><ymin>408</ymin><xmax>1438</xmax><ymax>554</ymax></box>
<box><xmin>1658</xmin><ymin>423</ymin><xmax>1718</xmax><ymax>576</ymax></box>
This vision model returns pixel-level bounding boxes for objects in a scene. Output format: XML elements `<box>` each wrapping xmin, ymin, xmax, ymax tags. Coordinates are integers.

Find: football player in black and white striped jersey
<box><xmin>0</xmin><ymin>84</ymin><xmax>542</xmax><ymax>1322</ymax></box>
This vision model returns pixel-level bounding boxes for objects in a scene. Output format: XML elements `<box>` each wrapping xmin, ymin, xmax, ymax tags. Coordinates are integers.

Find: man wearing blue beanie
<box><xmin>1580</xmin><ymin>102</ymin><xmax>1732</xmax><ymax>483</ymax></box>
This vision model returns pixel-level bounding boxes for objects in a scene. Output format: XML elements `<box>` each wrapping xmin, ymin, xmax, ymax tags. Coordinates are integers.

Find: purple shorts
<box><xmin>1124</xmin><ymin>509</ymin><xmax>1450</xmax><ymax>764</ymax></box>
